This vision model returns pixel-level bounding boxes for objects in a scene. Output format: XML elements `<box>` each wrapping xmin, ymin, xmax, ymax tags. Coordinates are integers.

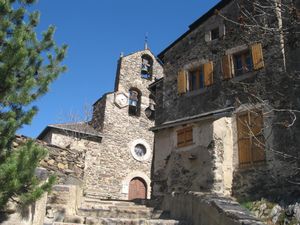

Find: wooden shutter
<box><xmin>222</xmin><ymin>55</ymin><xmax>232</xmax><ymax>79</ymax></box>
<box><xmin>177</xmin><ymin>70</ymin><xmax>187</xmax><ymax>94</ymax></box>
<box><xmin>251</xmin><ymin>43</ymin><xmax>264</xmax><ymax>70</ymax></box>
<box><xmin>177</xmin><ymin>127</ymin><xmax>193</xmax><ymax>147</ymax></box>
<box><xmin>250</xmin><ymin>111</ymin><xmax>265</xmax><ymax>162</ymax></box>
<box><xmin>237</xmin><ymin>113</ymin><xmax>252</xmax><ymax>165</ymax></box>
<box><xmin>204</xmin><ymin>61</ymin><xmax>214</xmax><ymax>86</ymax></box>
<box><xmin>185</xmin><ymin>127</ymin><xmax>193</xmax><ymax>145</ymax></box>
<box><xmin>177</xmin><ymin>130</ymin><xmax>185</xmax><ymax>147</ymax></box>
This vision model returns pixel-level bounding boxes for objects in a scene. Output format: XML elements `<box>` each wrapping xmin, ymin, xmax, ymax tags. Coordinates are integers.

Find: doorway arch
<box><xmin>128</xmin><ymin>177</ymin><xmax>147</xmax><ymax>200</ymax></box>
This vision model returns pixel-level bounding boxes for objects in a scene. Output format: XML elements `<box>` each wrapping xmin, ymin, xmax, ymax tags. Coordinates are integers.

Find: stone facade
<box><xmin>39</xmin><ymin>49</ymin><xmax>164</xmax><ymax>200</ymax></box>
<box><xmin>152</xmin><ymin>0</ymin><xmax>299</xmax><ymax>202</ymax></box>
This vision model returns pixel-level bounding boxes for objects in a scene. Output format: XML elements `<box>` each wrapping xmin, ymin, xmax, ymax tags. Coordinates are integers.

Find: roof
<box><xmin>158</xmin><ymin>0</ymin><xmax>232</xmax><ymax>60</ymax></box>
<box><xmin>150</xmin><ymin>107</ymin><xmax>235</xmax><ymax>131</ymax></box>
<box><xmin>148</xmin><ymin>77</ymin><xmax>164</xmax><ymax>89</ymax></box>
<box><xmin>37</xmin><ymin>122</ymin><xmax>103</xmax><ymax>140</ymax></box>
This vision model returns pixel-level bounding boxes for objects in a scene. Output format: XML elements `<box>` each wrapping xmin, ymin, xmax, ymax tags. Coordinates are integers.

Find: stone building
<box><xmin>151</xmin><ymin>0</ymin><xmax>299</xmax><ymax>204</ymax></box>
<box><xmin>38</xmin><ymin>48</ymin><xmax>164</xmax><ymax>200</ymax></box>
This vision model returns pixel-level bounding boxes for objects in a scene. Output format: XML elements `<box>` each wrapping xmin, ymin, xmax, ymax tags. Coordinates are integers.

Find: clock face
<box><xmin>115</xmin><ymin>93</ymin><xmax>128</xmax><ymax>108</ymax></box>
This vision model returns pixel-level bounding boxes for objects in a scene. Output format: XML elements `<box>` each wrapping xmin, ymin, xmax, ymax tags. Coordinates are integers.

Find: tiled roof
<box><xmin>37</xmin><ymin>122</ymin><xmax>103</xmax><ymax>140</ymax></box>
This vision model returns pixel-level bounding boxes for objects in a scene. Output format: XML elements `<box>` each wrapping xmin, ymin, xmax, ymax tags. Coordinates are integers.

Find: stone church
<box><xmin>38</xmin><ymin>48</ymin><xmax>164</xmax><ymax>201</ymax></box>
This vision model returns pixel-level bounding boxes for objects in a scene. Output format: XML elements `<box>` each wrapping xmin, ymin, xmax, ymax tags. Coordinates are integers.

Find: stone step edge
<box><xmin>79</xmin><ymin>204</ymin><xmax>151</xmax><ymax>210</ymax></box>
<box><xmin>85</xmin><ymin>216</ymin><xmax>187</xmax><ymax>223</ymax></box>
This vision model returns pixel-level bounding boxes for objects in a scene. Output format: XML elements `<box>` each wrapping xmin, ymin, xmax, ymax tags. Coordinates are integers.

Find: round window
<box><xmin>134</xmin><ymin>144</ymin><xmax>147</xmax><ymax>157</ymax></box>
<box><xmin>130</xmin><ymin>139</ymin><xmax>151</xmax><ymax>162</ymax></box>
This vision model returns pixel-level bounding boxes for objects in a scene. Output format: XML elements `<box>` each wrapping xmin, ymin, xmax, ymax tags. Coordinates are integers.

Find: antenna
<box><xmin>144</xmin><ymin>32</ymin><xmax>149</xmax><ymax>50</ymax></box>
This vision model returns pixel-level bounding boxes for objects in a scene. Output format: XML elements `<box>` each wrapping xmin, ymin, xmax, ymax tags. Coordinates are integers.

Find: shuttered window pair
<box><xmin>237</xmin><ymin>111</ymin><xmax>265</xmax><ymax>166</ymax></box>
<box><xmin>177</xmin><ymin>126</ymin><xmax>193</xmax><ymax>147</ymax></box>
<box><xmin>222</xmin><ymin>43</ymin><xmax>264</xmax><ymax>79</ymax></box>
<box><xmin>177</xmin><ymin>62</ymin><xmax>213</xmax><ymax>94</ymax></box>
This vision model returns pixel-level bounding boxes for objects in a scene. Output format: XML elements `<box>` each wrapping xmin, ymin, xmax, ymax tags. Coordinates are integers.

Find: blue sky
<box><xmin>20</xmin><ymin>0</ymin><xmax>220</xmax><ymax>138</ymax></box>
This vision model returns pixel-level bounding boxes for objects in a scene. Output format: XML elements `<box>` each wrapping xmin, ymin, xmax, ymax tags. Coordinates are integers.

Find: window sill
<box><xmin>184</xmin><ymin>87</ymin><xmax>210</xmax><ymax>97</ymax></box>
<box><xmin>238</xmin><ymin>160</ymin><xmax>267</xmax><ymax>170</ymax></box>
<box><xmin>176</xmin><ymin>142</ymin><xmax>195</xmax><ymax>150</ymax></box>
<box><xmin>224</xmin><ymin>71</ymin><xmax>257</xmax><ymax>83</ymax></box>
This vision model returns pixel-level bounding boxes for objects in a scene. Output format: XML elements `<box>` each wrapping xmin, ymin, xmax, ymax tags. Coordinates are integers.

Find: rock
<box><xmin>12</xmin><ymin>142</ymin><xmax>19</xmax><ymax>148</ymax></box>
<box><xmin>259</xmin><ymin>203</ymin><xmax>267</xmax><ymax>217</ymax></box>
<box><xmin>48</xmin><ymin>159</ymin><xmax>55</xmax><ymax>165</ymax></box>
<box><xmin>63</xmin><ymin>215</ymin><xmax>84</xmax><ymax>223</ymax></box>
<box><xmin>271</xmin><ymin>204</ymin><xmax>282</xmax><ymax>224</ymax></box>
<box><xmin>57</xmin><ymin>163</ymin><xmax>65</xmax><ymax>170</ymax></box>
<box><xmin>65</xmin><ymin>169</ymin><xmax>75</xmax><ymax>174</ymax></box>
<box><xmin>286</xmin><ymin>204</ymin><xmax>294</xmax><ymax>216</ymax></box>
<box><xmin>294</xmin><ymin>203</ymin><xmax>300</xmax><ymax>222</ymax></box>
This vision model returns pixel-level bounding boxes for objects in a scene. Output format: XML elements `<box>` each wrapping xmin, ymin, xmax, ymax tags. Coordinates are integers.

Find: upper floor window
<box><xmin>128</xmin><ymin>88</ymin><xmax>141</xmax><ymax>116</ymax></box>
<box><xmin>222</xmin><ymin>43</ymin><xmax>264</xmax><ymax>79</ymax></box>
<box><xmin>205</xmin><ymin>24</ymin><xmax>225</xmax><ymax>42</ymax></box>
<box><xmin>211</xmin><ymin>27</ymin><xmax>220</xmax><ymax>40</ymax></box>
<box><xmin>177</xmin><ymin>61</ymin><xmax>213</xmax><ymax>94</ymax></box>
<box><xmin>177</xmin><ymin>126</ymin><xmax>193</xmax><ymax>147</ymax></box>
<box><xmin>141</xmin><ymin>54</ymin><xmax>153</xmax><ymax>80</ymax></box>
<box><xmin>237</xmin><ymin>110</ymin><xmax>265</xmax><ymax>167</ymax></box>
<box><xmin>233</xmin><ymin>50</ymin><xmax>253</xmax><ymax>76</ymax></box>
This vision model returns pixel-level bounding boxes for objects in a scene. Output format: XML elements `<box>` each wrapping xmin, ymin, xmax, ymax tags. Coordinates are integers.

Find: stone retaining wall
<box><xmin>162</xmin><ymin>192</ymin><xmax>265</xmax><ymax>225</ymax></box>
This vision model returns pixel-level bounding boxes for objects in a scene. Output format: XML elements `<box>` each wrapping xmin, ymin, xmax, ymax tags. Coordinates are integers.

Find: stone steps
<box><xmin>53</xmin><ymin>218</ymin><xmax>187</xmax><ymax>225</ymax></box>
<box><xmin>49</xmin><ymin>199</ymin><xmax>188</xmax><ymax>225</ymax></box>
<box><xmin>85</xmin><ymin>217</ymin><xmax>188</xmax><ymax>225</ymax></box>
<box><xmin>78</xmin><ymin>207</ymin><xmax>153</xmax><ymax>219</ymax></box>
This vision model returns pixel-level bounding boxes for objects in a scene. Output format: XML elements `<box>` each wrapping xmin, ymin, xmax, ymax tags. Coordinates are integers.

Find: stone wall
<box><xmin>157</xmin><ymin>0</ymin><xmax>285</xmax><ymax>125</ymax></box>
<box><xmin>153</xmin><ymin>117</ymin><xmax>234</xmax><ymax>198</ymax></box>
<box><xmin>162</xmin><ymin>192</ymin><xmax>264</xmax><ymax>225</ymax></box>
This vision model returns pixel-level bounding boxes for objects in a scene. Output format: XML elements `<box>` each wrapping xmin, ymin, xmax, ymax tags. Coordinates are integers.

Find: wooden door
<box><xmin>128</xmin><ymin>177</ymin><xmax>147</xmax><ymax>200</ymax></box>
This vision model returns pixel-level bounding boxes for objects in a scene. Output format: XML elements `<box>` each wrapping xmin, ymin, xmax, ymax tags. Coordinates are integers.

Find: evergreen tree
<box><xmin>0</xmin><ymin>0</ymin><xmax>67</xmax><ymax>211</ymax></box>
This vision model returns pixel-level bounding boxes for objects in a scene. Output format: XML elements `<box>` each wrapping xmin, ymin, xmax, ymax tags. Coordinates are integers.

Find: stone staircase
<box><xmin>50</xmin><ymin>197</ymin><xmax>188</xmax><ymax>225</ymax></box>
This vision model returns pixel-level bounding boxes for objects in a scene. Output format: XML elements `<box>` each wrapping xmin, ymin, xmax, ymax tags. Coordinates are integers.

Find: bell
<box><xmin>149</xmin><ymin>102</ymin><xmax>155</xmax><ymax>111</ymax></box>
<box><xmin>129</xmin><ymin>90</ymin><xmax>138</xmax><ymax>107</ymax></box>
<box><xmin>141</xmin><ymin>64</ymin><xmax>149</xmax><ymax>74</ymax></box>
<box><xmin>129</xmin><ymin>99</ymin><xmax>138</xmax><ymax>107</ymax></box>
<box><xmin>145</xmin><ymin>107</ymin><xmax>154</xmax><ymax>119</ymax></box>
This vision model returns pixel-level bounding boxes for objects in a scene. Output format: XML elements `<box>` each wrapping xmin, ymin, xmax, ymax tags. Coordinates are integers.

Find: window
<box><xmin>237</xmin><ymin>111</ymin><xmax>265</xmax><ymax>166</ymax></box>
<box><xmin>211</xmin><ymin>27</ymin><xmax>220</xmax><ymax>40</ymax></box>
<box><xmin>128</xmin><ymin>88</ymin><xmax>141</xmax><ymax>116</ymax></box>
<box><xmin>177</xmin><ymin>126</ymin><xmax>193</xmax><ymax>147</ymax></box>
<box><xmin>233</xmin><ymin>50</ymin><xmax>253</xmax><ymax>76</ymax></box>
<box><xmin>205</xmin><ymin>25</ymin><xmax>225</xmax><ymax>42</ymax></box>
<box><xmin>177</xmin><ymin>61</ymin><xmax>213</xmax><ymax>94</ymax></box>
<box><xmin>134</xmin><ymin>144</ymin><xmax>147</xmax><ymax>157</ymax></box>
<box><xmin>141</xmin><ymin>54</ymin><xmax>153</xmax><ymax>80</ymax></box>
<box><xmin>222</xmin><ymin>43</ymin><xmax>264</xmax><ymax>79</ymax></box>
<box><xmin>130</xmin><ymin>139</ymin><xmax>151</xmax><ymax>162</ymax></box>
<box><xmin>188</xmin><ymin>67</ymin><xmax>204</xmax><ymax>91</ymax></box>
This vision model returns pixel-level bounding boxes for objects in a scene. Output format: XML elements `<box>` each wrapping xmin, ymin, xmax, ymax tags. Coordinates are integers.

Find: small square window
<box><xmin>177</xmin><ymin>127</ymin><xmax>193</xmax><ymax>147</ymax></box>
<box><xmin>211</xmin><ymin>27</ymin><xmax>219</xmax><ymax>40</ymax></box>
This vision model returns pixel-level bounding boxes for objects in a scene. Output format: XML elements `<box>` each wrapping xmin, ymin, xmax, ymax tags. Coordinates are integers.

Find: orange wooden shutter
<box><xmin>250</xmin><ymin>111</ymin><xmax>264</xmax><ymax>136</ymax></box>
<box><xmin>237</xmin><ymin>113</ymin><xmax>252</xmax><ymax>165</ymax></box>
<box><xmin>222</xmin><ymin>55</ymin><xmax>232</xmax><ymax>79</ymax></box>
<box><xmin>177</xmin><ymin>70</ymin><xmax>187</xmax><ymax>94</ymax></box>
<box><xmin>185</xmin><ymin>127</ymin><xmax>193</xmax><ymax>144</ymax></box>
<box><xmin>177</xmin><ymin>130</ymin><xmax>185</xmax><ymax>146</ymax></box>
<box><xmin>251</xmin><ymin>43</ymin><xmax>264</xmax><ymax>70</ymax></box>
<box><xmin>204</xmin><ymin>61</ymin><xmax>214</xmax><ymax>86</ymax></box>
<box><xmin>252</xmin><ymin>135</ymin><xmax>265</xmax><ymax>162</ymax></box>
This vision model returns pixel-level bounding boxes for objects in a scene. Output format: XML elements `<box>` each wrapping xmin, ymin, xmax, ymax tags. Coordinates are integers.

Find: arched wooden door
<box><xmin>128</xmin><ymin>177</ymin><xmax>147</xmax><ymax>200</ymax></box>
